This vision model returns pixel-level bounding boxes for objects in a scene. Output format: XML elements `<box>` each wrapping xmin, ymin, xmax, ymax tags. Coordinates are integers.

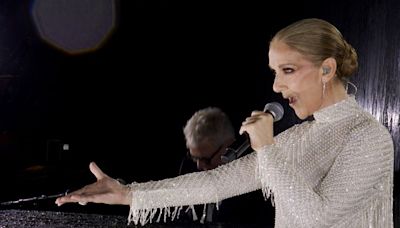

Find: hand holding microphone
<box><xmin>221</xmin><ymin>102</ymin><xmax>283</xmax><ymax>163</ymax></box>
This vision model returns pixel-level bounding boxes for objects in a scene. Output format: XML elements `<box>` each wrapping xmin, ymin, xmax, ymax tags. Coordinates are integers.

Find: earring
<box><xmin>346</xmin><ymin>81</ymin><xmax>358</xmax><ymax>95</ymax></box>
<box><xmin>322</xmin><ymin>81</ymin><xmax>326</xmax><ymax>97</ymax></box>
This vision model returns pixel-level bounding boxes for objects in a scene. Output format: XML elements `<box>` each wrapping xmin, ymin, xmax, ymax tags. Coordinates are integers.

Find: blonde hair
<box><xmin>271</xmin><ymin>18</ymin><xmax>358</xmax><ymax>84</ymax></box>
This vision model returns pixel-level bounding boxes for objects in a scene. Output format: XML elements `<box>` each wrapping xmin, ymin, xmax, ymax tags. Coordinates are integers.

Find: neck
<box><xmin>320</xmin><ymin>80</ymin><xmax>348</xmax><ymax>109</ymax></box>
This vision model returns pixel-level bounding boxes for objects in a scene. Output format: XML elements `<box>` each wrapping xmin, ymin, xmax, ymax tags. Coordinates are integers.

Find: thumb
<box><xmin>89</xmin><ymin>162</ymin><xmax>108</xmax><ymax>180</ymax></box>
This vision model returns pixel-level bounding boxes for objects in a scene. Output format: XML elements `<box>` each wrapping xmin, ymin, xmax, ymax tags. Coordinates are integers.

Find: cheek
<box><xmin>291</xmin><ymin>78</ymin><xmax>320</xmax><ymax>112</ymax></box>
<box><xmin>291</xmin><ymin>68</ymin><xmax>320</xmax><ymax>91</ymax></box>
<box><xmin>292</xmin><ymin>73</ymin><xmax>320</xmax><ymax>95</ymax></box>
<box><xmin>288</xmin><ymin>78</ymin><xmax>309</xmax><ymax>93</ymax></box>
<box><xmin>299</xmin><ymin>84</ymin><xmax>323</xmax><ymax>115</ymax></box>
<box><xmin>298</xmin><ymin>84</ymin><xmax>321</xmax><ymax>108</ymax></box>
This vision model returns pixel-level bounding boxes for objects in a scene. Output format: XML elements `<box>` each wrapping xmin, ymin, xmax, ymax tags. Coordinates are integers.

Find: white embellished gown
<box><xmin>128</xmin><ymin>96</ymin><xmax>394</xmax><ymax>228</ymax></box>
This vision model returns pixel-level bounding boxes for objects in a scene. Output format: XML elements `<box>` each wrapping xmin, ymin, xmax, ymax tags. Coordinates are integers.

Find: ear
<box><xmin>320</xmin><ymin>57</ymin><xmax>337</xmax><ymax>83</ymax></box>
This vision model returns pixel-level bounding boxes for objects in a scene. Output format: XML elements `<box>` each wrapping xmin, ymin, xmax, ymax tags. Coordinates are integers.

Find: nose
<box><xmin>272</xmin><ymin>74</ymin><xmax>286</xmax><ymax>93</ymax></box>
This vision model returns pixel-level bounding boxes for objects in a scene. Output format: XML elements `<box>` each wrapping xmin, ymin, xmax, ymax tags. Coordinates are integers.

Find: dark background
<box><xmin>0</xmin><ymin>0</ymin><xmax>398</xmax><ymax>226</ymax></box>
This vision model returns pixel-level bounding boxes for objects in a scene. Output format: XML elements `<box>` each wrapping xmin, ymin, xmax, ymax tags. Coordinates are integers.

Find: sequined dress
<box><xmin>128</xmin><ymin>96</ymin><xmax>394</xmax><ymax>228</ymax></box>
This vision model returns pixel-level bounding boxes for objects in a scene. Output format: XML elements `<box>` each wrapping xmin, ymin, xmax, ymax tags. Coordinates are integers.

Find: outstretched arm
<box><xmin>55</xmin><ymin>162</ymin><xmax>131</xmax><ymax>206</ymax></box>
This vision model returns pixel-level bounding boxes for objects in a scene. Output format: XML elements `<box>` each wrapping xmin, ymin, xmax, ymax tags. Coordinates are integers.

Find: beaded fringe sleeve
<box><xmin>128</xmin><ymin>97</ymin><xmax>394</xmax><ymax>228</ymax></box>
<box><xmin>127</xmin><ymin>152</ymin><xmax>261</xmax><ymax>225</ymax></box>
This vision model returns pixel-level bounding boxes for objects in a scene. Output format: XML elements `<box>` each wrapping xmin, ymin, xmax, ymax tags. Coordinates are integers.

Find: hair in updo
<box><xmin>271</xmin><ymin>18</ymin><xmax>358</xmax><ymax>84</ymax></box>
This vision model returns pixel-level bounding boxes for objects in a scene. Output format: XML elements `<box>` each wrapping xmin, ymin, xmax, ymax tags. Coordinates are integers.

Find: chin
<box><xmin>294</xmin><ymin>109</ymin><xmax>309</xmax><ymax>120</ymax></box>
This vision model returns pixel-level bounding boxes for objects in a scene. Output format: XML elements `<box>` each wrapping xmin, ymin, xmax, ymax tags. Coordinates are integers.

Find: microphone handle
<box><xmin>221</xmin><ymin>137</ymin><xmax>250</xmax><ymax>163</ymax></box>
<box><xmin>235</xmin><ymin>138</ymin><xmax>250</xmax><ymax>158</ymax></box>
<box><xmin>221</xmin><ymin>105</ymin><xmax>280</xmax><ymax>163</ymax></box>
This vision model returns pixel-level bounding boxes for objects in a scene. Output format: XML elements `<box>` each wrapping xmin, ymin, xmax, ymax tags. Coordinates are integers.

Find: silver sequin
<box><xmin>128</xmin><ymin>96</ymin><xmax>394</xmax><ymax>228</ymax></box>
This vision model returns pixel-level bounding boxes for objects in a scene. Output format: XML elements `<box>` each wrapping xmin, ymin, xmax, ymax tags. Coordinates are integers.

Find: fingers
<box><xmin>239</xmin><ymin>111</ymin><xmax>273</xmax><ymax>135</ymax></box>
<box><xmin>55</xmin><ymin>162</ymin><xmax>111</xmax><ymax>207</ymax></box>
<box><xmin>244</xmin><ymin>116</ymin><xmax>261</xmax><ymax>125</ymax></box>
<box><xmin>55</xmin><ymin>188</ymin><xmax>102</xmax><ymax>206</ymax></box>
<box><xmin>242</xmin><ymin>111</ymin><xmax>267</xmax><ymax>124</ymax></box>
<box><xmin>239</xmin><ymin>125</ymin><xmax>246</xmax><ymax>135</ymax></box>
<box><xmin>56</xmin><ymin>195</ymin><xmax>88</xmax><ymax>206</ymax></box>
<box><xmin>55</xmin><ymin>188</ymin><xmax>84</xmax><ymax>206</ymax></box>
<box><xmin>55</xmin><ymin>179</ymin><xmax>100</xmax><ymax>206</ymax></box>
<box><xmin>239</xmin><ymin>112</ymin><xmax>262</xmax><ymax>135</ymax></box>
<box><xmin>55</xmin><ymin>194</ymin><xmax>73</xmax><ymax>206</ymax></box>
<box><xmin>242</xmin><ymin>112</ymin><xmax>272</xmax><ymax>126</ymax></box>
<box><xmin>251</xmin><ymin>110</ymin><xmax>265</xmax><ymax>116</ymax></box>
<box><xmin>89</xmin><ymin>162</ymin><xmax>108</xmax><ymax>180</ymax></box>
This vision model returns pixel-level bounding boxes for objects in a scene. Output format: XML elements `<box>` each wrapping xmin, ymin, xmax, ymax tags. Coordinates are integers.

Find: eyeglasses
<box><xmin>187</xmin><ymin>144</ymin><xmax>224</xmax><ymax>164</ymax></box>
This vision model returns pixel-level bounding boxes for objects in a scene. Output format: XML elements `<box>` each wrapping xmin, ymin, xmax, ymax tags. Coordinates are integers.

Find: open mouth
<box><xmin>288</xmin><ymin>97</ymin><xmax>296</xmax><ymax>105</ymax></box>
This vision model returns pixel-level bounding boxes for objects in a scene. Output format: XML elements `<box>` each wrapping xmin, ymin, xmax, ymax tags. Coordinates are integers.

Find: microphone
<box><xmin>221</xmin><ymin>102</ymin><xmax>284</xmax><ymax>163</ymax></box>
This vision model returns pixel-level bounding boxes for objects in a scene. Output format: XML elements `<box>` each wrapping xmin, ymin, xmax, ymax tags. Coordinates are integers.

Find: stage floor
<box><xmin>0</xmin><ymin>209</ymin><xmax>272</xmax><ymax>228</ymax></box>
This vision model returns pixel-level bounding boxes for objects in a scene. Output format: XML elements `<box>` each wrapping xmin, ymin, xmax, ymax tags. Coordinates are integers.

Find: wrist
<box><xmin>122</xmin><ymin>184</ymin><xmax>132</xmax><ymax>205</ymax></box>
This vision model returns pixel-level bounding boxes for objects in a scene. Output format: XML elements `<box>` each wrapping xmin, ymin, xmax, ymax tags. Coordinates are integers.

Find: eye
<box><xmin>269</xmin><ymin>69</ymin><xmax>277</xmax><ymax>76</ymax></box>
<box><xmin>282</xmin><ymin>67</ymin><xmax>294</xmax><ymax>74</ymax></box>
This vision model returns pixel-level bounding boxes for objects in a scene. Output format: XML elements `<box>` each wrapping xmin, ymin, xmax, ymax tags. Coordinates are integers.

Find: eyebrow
<box><xmin>268</xmin><ymin>63</ymin><xmax>296</xmax><ymax>70</ymax></box>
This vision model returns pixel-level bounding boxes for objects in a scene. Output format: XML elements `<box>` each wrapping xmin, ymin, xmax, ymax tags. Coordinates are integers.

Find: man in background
<box><xmin>179</xmin><ymin>107</ymin><xmax>274</xmax><ymax>227</ymax></box>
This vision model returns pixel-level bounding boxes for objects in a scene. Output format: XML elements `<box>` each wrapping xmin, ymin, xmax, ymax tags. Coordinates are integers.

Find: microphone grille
<box><xmin>263</xmin><ymin>102</ymin><xmax>284</xmax><ymax>122</ymax></box>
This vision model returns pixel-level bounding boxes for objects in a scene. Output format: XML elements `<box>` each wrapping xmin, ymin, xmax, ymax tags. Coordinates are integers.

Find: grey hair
<box><xmin>183</xmin><ymin>107</ymin><xmax>235</xmax><ymax>149</ymax></box>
